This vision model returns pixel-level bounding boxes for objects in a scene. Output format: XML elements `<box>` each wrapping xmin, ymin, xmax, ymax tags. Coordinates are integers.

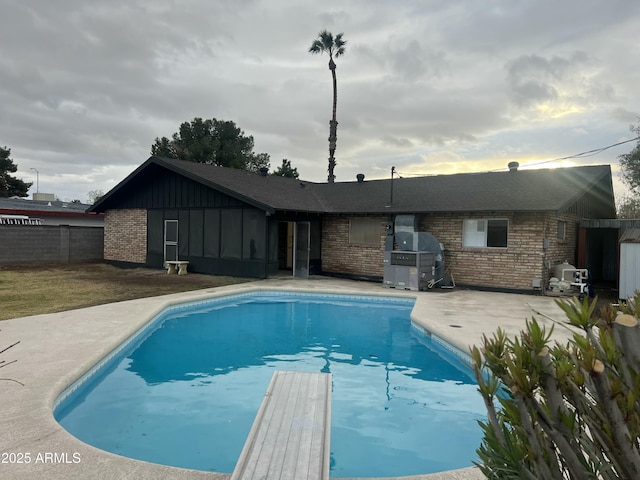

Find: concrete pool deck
<box><xmin>0</xmin><ymin>276</ymin><xmax>577</xmax><ymax>480</ymax></box>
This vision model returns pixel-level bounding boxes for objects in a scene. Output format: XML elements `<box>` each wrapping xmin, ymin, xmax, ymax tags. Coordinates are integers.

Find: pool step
<box><xmin>230</xmin><ymin>370</ymin><xmax>332</xmax><ymax>480</ymax></box>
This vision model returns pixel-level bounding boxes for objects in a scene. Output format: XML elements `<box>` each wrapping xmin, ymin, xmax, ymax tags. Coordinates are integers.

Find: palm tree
<box><xmin>309</xmin><ymin>30</ymin><xmax>346</xmax><ymax>183</ymax></box>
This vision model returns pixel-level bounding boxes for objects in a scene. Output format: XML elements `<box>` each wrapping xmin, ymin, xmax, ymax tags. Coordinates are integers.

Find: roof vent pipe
<box><xmin>356</xmin><ymin>173</ymin><xmax>365</xmax><ymax>183</ymax></box>
<box><xmin>258</xmin><ymin>167</ymin><xmax>269</xmax><ymax>176</ymax></box>
<box><xmin>508</xmin><ymin>161</ymin><xmax>519</xmax><ymax>172</ymax></box>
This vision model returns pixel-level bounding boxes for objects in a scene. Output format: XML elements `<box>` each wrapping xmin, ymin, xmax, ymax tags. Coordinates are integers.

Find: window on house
<box><xmin>349</xmin><ymin>217</ymin><xmax>381</xmax><ymax>245</ymax></box>
<box><xmin>462</xmin><ymin>219</ymin><xmax>508</xmax><ymax>248</ymax></box>
<box><xmin>557</xmin><ymin>220</ymin><xmax>567</xmax><ymax>241</ymax></box>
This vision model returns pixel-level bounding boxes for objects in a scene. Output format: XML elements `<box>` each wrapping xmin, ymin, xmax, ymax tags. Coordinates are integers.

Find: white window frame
<box><xmin>462</xmin><ymin>218</ymin><xmax>508</xmax><ymax>248</ymax></box>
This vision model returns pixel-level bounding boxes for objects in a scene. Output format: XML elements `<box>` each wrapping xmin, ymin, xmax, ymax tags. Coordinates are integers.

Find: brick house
<box><xmin>89</xmin><ymin>156</ymin><xmax>616</xmax><ymax>292</ymax></box>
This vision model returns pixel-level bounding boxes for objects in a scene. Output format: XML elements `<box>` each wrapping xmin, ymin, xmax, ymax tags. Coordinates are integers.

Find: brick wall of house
<box><xmin>321</xmin><ymin>211</ymin><xmax>580</xmax><ymax>291</ymax></box>
<box><xmin>104</xmin><ymin>209</ymin><xmax>147</xmax><ymax>264</ymax></box>
<box><xmin>321</xmin><ymin>215</ymin><xmax>388</xmax><ymax>278</ymax></box>
<box><xmin>419</xmin><ymin>211</ymin><xmax>581</xmax><ymax>290</ymax></box>
<box><xmin>541</xmin><ymin>211</ymin><xmax>581</xmax><ymax>279</ymax></box>
<box><xmin>419</xmin><ymin>212</ymin><xmax>545</xmax><ymax>290</ymax></box>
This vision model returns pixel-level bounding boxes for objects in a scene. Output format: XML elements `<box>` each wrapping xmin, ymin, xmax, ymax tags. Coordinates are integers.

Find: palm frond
<box><xmin>334</xmin><ymin>32</ymin><xmax>346</xmax><ymax>57</ymax></box>
<box><xmin>308</xmin><ymin>30</ymin><xmax>347</xmax><ymax>57</ymax></box>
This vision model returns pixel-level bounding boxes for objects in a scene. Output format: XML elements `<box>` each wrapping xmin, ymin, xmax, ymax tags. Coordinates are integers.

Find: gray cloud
<box><xmin>0</xmin><ymin>0</ymin><xmax>638</xmax><ymax>202</ymax></box>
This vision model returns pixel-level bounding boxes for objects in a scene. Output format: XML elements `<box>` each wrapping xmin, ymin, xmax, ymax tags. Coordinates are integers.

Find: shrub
<box><xmin>472</xmin><ymin>293</ymin><xmax>640</xmax><ymax>479</ymax></box>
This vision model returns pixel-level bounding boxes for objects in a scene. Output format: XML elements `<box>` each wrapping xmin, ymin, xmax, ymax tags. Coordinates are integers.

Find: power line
<box><xmin>393</xmin><ymin>135</ymin><xmax>640</xmax><ymax>178</ymax></box>
<box><xmin>517</xmin><ymin>135</ymin><xmax>640</xmax><ymax>169</ymax></box>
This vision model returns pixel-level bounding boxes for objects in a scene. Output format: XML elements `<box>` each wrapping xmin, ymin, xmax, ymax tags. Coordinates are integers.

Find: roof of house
<box><xmin>90</xmin><ymin>156</ymin><xmax>616</xmax><ymax>217</ymax></box>
<box><xmin>0</xmin><ymin>197</ymin><xmax>100</xmax><ymax>217</ymax></box>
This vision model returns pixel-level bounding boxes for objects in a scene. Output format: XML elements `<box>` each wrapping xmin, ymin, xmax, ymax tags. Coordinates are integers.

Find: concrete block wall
<box><xmin>69</xmin><ymin>227</ymin><xmax>104</xmax><ymax>262</ymax></box>
<box><xmin>0</xmin><ymin>225</ymin><xmax>103</xmax><ymax>264</ymax></box>
<box><xmin>104</xmin><ymin>209</ymin><xmax>147</xmax><ymax>264</ymax></box>
<box><xmin>321</xmin><ymin>215</ymin><xmax>387</xmax><ymax>278</ymax></box>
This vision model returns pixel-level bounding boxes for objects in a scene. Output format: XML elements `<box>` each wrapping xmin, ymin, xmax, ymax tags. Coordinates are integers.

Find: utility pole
<box><xmin>30</xmin><ymin>168</ymin><xmax>39</xmax><ymax>193</ymax></box>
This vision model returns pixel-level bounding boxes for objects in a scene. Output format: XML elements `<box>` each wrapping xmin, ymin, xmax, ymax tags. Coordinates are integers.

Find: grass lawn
<box><xmin>0</xmin><ymin>262</ymin><xmax>251</xmax><ymax>321</ymax></box>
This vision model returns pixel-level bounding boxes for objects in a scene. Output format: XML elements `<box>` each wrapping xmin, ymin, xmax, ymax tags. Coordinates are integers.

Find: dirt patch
<box><xmin>0</xmin><ymin>262</ymin><xmax>251</xmax><ymax>321</ymax></box>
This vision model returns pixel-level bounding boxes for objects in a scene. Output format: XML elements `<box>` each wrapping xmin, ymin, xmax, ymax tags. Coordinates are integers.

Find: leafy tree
<box><xmin>309</xmin><ymin>30</ymin><xmax>346</xmax><ymax>183</ymax></box>
<box><xmin>151</xmin><ymin>117</ymin><xmax>266</xmax><ymax>170</ymax></box>
<box><xmin>272</xmin><ymin>159</ymin><xmax>299</xmax><ymax>179</ymax></box>
<box><xmin>617</xmin><ymin>194</ymin><xmax>640</xmax><ymax>219</ymax></box>
<box><xmin>0</xmin><ymin>147</ymin><xmax>32</xmax><ymax>198</ymax></box>
<box><xmin>87</xmin><ymin>189</ymin><xmax>104</xmax><ymax>204</ymax></box>
<box><xmin>246</xmin><ymin>152</ymin><xmax>271</xmax><ymax>174</ymax></box>
<box><xmin>619</xmin><ymin>119</ymin><xmax>640</xmax><ymax>192</ymax></box>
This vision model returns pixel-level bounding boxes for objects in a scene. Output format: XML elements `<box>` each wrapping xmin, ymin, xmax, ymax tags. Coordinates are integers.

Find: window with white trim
<box><xmin>349</xmin><ymin>217</ymin><xmax>381</xmax><ymax>245</ymax></box>
<box><xmin>462</xmin><ymin>219</ymin><xmax>508</xmax><ymax>248</ymax></box>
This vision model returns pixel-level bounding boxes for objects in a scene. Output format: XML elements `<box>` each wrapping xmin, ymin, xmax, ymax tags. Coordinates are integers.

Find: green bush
<box><xmin>472</xmin><ymin>293</ymin><xmax>640</xmax><ymax>480</ymax></box>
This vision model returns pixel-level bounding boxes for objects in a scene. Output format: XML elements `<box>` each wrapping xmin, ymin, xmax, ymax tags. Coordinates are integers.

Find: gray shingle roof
<box><xmin>154</xmin><ymin>157</ymin><xmax>328</xmax><ymax>213</ymax></box>
<box><xmin>0</xmin><ymin>197</ymin><xmax>94</xmax><ymax>214</ymax></box>
<box><xmin>316</xmin><ymin>165</ymin><xmax>614</xmax><ymax>214</ymax></box>
<box><xmin>91</xmin><ymin>156</ymin><xmax>615</xmax><ymax>217</ymax></box>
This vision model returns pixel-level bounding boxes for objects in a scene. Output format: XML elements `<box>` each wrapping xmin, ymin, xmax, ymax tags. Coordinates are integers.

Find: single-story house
<box><xmin>89</xmin><ymin>156</ymin><xmax>616</xmax><ymax>293</ymax></box>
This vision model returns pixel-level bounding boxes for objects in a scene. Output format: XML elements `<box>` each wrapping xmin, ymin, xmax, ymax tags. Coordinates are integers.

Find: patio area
<box><xmin>0</xmin><ymin>277</ymin><xmax>574</xmax><ymax>480</ymax></box>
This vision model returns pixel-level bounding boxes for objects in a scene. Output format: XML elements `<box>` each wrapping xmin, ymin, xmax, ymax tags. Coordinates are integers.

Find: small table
<box><xmin>166</xmin><ymin>261</ymin><xmax>189</xmax><ymax>275</ymax></box>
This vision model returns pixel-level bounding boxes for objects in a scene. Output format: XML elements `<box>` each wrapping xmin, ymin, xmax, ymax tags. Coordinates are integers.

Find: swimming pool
<box><xmin>54</xmin><ymin>291</ymin><xmax>485</xmax><ymax>477</ymax></box>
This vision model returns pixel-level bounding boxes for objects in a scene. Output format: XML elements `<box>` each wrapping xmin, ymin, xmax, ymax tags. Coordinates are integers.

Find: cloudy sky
<box><xmin>2</xmin><ymin>0</ymin><xmax>639</xmax><ymax>203</ymax></box>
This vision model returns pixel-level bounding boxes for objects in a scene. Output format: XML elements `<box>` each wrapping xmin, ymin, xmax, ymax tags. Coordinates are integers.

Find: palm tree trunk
<box><xmin>328</xmin><ymin>57</ymin><xmax>338</xmax><ymax>183</ymax></box>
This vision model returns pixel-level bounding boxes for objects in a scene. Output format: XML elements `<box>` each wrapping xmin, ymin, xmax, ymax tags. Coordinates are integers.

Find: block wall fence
<box><xmin>0</xmin><ymin>225</ymin><xmax>104</xmax><ymax>264</ymax></box>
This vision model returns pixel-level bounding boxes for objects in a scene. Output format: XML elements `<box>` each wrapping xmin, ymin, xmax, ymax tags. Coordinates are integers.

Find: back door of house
<box><xmin>293</xmin><ymin>221</ymin><xmax>310</xmax><ymax>279</ymax></box>
<box><xmin>164</xmin><ymin>220</ymin><xmax>178</xmax><ymax>263</ymax></box>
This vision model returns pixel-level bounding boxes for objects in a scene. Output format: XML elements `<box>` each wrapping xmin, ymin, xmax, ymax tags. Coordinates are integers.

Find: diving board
<box><xmin>231</xmin><ymin>370</ymin><xmax>332</xmax><ymax>480</ymax></box>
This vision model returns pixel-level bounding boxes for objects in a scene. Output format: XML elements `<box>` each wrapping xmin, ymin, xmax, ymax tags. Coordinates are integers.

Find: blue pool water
<box><xmin>54</xmin><ymin>292</ymin><xmax>485</xmax><ymax>477</ymax></box>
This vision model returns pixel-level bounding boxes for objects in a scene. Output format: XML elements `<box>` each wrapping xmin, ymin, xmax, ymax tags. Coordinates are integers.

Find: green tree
<box><xmin>151</xmin><ymin>117</ymin><xmax>265</xmax><ymax>170</ymax></box>
<box><xmin>619</xmin><ymin>119</ymin><xmax>640</xmax><ymax>192</ymax></box>
<box><xmin>617</xmin><ymin>194</ymin><xmax>640</xmax><ymax>219</ymax></box>
<box><xmin>246</xmin><ymin>152</ymin><xmax>271</xmax><ymax>174</ymax></box>
<box><xmin>272</xmin><ymin>159</ymin><xmax>299</xmax><ymax>179</ymax></box>
<box><xmin>309</xmin><ymin>30</ymin><xmax>346</xmax><ymax>183</ymax></box>
<box><xmin>0</xmin><ymin>147</ymin><xmax>32</xmax><ymax>198</ymax></box>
